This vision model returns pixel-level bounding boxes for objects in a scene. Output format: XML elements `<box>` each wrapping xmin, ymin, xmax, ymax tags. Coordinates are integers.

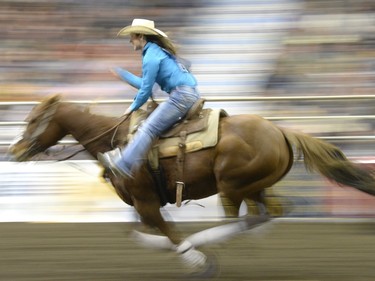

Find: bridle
<box><xmin>21</xmin><ymin>101</ymin><xmax>131</xmax><ymax>161</ymax></box>
<box><xmin>20</xmin><ymin>101</ymin><xmax>59</xmax><ymax>157</ymax></box>
<box><xmin>57</xmin><ymin>113</ymin><xmax>131</xmax><ymax>161</ymax></box>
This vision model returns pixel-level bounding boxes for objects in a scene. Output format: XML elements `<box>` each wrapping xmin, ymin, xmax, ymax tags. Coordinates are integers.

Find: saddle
<box><xmin>128</xmin><ymin>98</ymin><xmax>224</xmax><ymax>157</ymax></box>
<box><xmin>127</xmin><ymin>98</ymin><xmax>228</xmax><ymax>207</ymax></box>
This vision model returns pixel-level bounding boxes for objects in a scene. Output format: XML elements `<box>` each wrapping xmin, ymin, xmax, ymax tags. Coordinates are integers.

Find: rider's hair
<box><xmin>144</xmin><ymin>34</ymin><xmax>177</xmax><ymax>56</ymax></box>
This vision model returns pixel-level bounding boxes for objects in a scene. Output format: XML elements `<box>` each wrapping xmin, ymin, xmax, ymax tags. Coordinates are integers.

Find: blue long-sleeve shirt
<box><xmin>115</xmin><ymin>42</ymin><xmax>197</xmax><ymax>112</ymax></box>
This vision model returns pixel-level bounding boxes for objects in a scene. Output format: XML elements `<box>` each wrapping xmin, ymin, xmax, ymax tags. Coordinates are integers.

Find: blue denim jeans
<box><xmin>117</xmin><ymin>86</ymin><xmax>200</xmax><ymax>174</ymax></box>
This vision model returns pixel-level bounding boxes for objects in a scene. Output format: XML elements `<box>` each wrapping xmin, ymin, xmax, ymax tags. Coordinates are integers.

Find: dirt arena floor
<box><xmin>0</xmin><ymin>220</ymin><xmax>374</xmax><ymax>281</ymax></box>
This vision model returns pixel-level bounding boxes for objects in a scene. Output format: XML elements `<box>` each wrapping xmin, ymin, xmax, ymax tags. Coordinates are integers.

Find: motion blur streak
<box><xmin>0</xmin><ymin>1</ymin><xmax>374</xmax><ymax>280</ymax></box>
<box><xmin>0</xmin><ymin>1</ymin><xmax>374</xmax><ymax>220</ymax></box>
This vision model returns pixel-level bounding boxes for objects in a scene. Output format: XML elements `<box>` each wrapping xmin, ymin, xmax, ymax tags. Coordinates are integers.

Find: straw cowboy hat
<box><xmin>117</xmin><ymin>19</ymin><xmax>168</xmax><ymax>38</ymax></box>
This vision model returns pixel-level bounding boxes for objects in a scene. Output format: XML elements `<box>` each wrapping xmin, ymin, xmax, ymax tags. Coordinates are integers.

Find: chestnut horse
<box><xmin>8</xmin><ymin>94</ymin><xmax>375</xmax><ymax>272</ymax></box>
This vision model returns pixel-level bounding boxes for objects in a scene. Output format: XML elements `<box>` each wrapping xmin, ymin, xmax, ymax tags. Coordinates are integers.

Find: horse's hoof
<box><xmin>182</xmin><ymin>251</ymin><xmax>220</xmax><ymax>280</ymax></box>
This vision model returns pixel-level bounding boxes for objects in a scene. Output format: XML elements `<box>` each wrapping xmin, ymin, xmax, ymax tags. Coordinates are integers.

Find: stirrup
<box><xmin>97</xmin><ymin>149</ymin><xmax>134</xmax><ymax>179</ymax></box>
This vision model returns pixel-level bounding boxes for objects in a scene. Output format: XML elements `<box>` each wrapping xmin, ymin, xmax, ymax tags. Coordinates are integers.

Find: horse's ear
<box><xmin>43</xmin><ymin>94</ymin><xmax>61</xmax><ymax>106</ymax></box>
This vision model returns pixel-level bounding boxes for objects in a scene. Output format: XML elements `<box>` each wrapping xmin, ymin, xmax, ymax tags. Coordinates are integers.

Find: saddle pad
<box><xmin>161</xmin><ymin>108</ymin><xmax>210</xmax><ymax>138</ymax></box>
<box><xmin>157</xmin><ymin>109</ymin><xmax>221</xmax><ymax>158</ymax></box>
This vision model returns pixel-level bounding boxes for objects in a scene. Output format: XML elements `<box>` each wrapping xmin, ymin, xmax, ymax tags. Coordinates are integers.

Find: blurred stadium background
<box><xmin>0</xmin><ymin>0</ymin><xmax>374</xmax><ymax>222</ymax></box>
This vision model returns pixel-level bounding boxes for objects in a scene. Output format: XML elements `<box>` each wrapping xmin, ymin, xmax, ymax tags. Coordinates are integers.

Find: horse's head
<box><xmin>8</xmin><ymin>94</ymin><xmax>66</xmax><ymax>161</ymax></box>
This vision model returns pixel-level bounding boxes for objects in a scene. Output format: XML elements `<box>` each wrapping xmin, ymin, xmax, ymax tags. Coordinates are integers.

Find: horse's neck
<box><xmin>56</xmin><ymin>103</ymin><xmax>118</xmax><ymax>144</ymax></box>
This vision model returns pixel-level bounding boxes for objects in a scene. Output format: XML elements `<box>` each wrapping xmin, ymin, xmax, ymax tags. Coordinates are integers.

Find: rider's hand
<box><xmin>123</xmin><ymin>108</ymin><xmax>132</xmax><ymax>116</ymax></box>
<box><xmin>110</xmin><ymin>67</ymin><xmax>122</xmax><ymax>80</ymax></box>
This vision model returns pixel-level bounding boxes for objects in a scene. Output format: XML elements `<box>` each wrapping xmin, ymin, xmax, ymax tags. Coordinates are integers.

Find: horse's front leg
<box><xmin>133</xmin><ymin>198</ymin><xmax>208</xmax><ymax>269</ymax></box>
<box><xmin>133</xmin><ymin>198</ymin><xmax>181</xmax><ymax>245</ymax></box>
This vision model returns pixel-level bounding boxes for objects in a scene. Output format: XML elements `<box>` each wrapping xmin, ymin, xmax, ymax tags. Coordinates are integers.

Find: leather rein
<box><xmin>28</xmin><ymin>101</ymin><xmax>131</xmax><ymax>161</ymax></box>
<box><xmin>57</xmin><ymin>113</ymin><xmax>131</xmax><ymax>161</ymax></box>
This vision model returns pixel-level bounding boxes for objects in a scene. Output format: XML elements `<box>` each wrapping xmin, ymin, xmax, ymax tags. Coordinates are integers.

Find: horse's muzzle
<box><xmin>7</xmin><ymin>141</ymin><xmax>36</xmax><ymax>162</ymax></box>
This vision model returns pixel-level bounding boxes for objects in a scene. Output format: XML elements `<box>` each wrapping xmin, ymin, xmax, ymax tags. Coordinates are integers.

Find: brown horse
<box><xmin>8</xmin><ymin>94</ymin><xmax>375</xmax><ymax>272</ymax></box>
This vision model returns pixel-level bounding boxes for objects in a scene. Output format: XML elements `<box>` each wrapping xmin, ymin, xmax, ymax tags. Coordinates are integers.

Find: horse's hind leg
<box><xmin>218</xmin><ymin>192</ymin><xmax>243</xmax><ymax>218</ymax></box>
<box><xmin>219</xmin><ymin>190</ymin><xmax>269</xmax><ymax>218</ymax></box>
<box><xmin>243</xmin><ymin>189</ymin><xmax>270</xmax><ymax>216</ymax></box>
<box><xmin>220</xmin><ymin>188</ymin><xmax>285</xmax><ymax>218</ymax></box>
<box><xmin>245</xmin><ymin>188</ymin><xmax>285</xmax><ymax>217</ymax></box>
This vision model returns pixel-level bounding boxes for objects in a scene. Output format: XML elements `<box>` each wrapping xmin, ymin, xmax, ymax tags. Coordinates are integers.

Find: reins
<box><xmin>57</xmin><ymin>113</ymin><xmax>131</xmax><ymax>161</ymax></box>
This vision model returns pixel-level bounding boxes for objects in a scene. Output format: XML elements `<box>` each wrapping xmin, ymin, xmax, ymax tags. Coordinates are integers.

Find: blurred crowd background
<box><xmin>1</xmin><ymin>0</ymin><xmax>300</xmax><ymax>99</ymax></box>
<box><xmin>0</xmin><ymin>0</ymin><xmax>374</xmax><ymax>218</ymax></box>
<box><xmin>1</xmin><ymin>0</ymin><xmax>374</xmax><ymax>138</ymax></box>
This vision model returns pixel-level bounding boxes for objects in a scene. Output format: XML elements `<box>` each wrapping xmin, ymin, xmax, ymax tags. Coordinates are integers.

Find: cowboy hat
<box><xmin>117</xmin><ymin>19</ymin><xmax>168</xmax><ymax>38</ymax></box>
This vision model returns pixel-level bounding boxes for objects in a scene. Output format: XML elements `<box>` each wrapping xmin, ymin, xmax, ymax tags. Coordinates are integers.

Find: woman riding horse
<box><xmin>98</xmin><ymin>19</ymin><xmax>200</xmax><ymax>179</ymax></box>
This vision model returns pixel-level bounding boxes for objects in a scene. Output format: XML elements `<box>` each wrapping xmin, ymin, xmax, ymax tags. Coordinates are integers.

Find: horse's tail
<box><xmin>281</xmin><ymin>128</ymin><xmax>375</xmax><ymax>196</ymax></box>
